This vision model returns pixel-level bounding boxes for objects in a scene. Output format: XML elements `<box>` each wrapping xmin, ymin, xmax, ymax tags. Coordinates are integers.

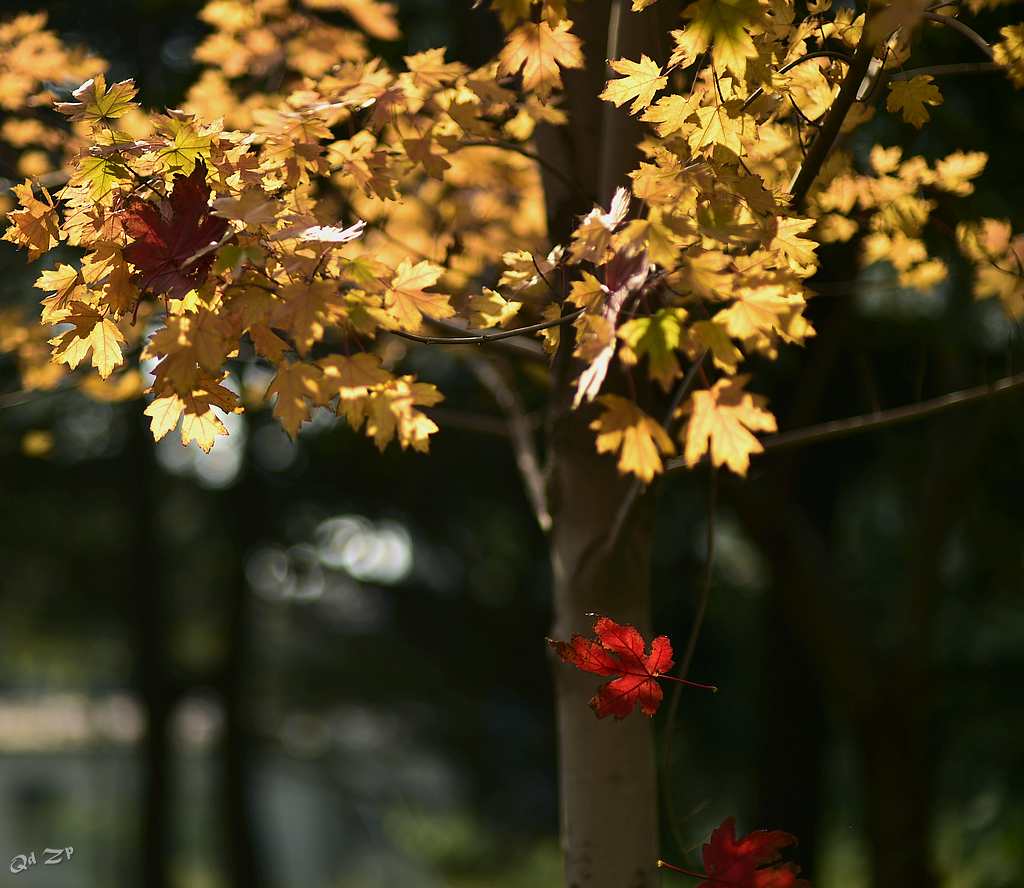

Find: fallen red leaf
<box><xmin>121</xmin><ymin>160</ymin><xmax>229</xmax><ymax>301</ymax></box>
<box><xmin>548</xmin><ymin>616</ymin><xmax>674</xmax><ymax>718</ymax></box>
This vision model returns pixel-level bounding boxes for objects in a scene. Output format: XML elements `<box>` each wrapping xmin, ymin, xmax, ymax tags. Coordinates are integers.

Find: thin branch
<box><xmin>790</xmin><ymin>24</ymin><xmax>879</xmax><ymax>209</ymax></box>
<box><xmin>740</xmin><ymin>50</ymin><xmax>854</xmax><ymax>113</ymax></box>
<box><xmin>761</xmin><ymin>370</ymin><xmax>1024</xmax><ymax>452</ymax></box>
<box><xmin>662</xmin><ymin>464</ymin><xmax>717</xmax><ymax>858</ymax></box>
<box><xmin>922</xmin><ymin>11</ymin><xmax>994</xmax><ymax>59</ymax></box>
<box><xmin>664</xmin><ymin>369</ymin><xmax>1024</xmax><ymax>470</ymax></box>
<box><xmin>466</xmin><ymin>356</ymin><xmax>552</xmax><ymax>532</ymax></box>
<box><xmin>889</xmin><ymin>61</ymin><xmax>1003</xmax><ymax>80</ymax></box>
<box><xmin>388</xmin><ymin>306</ymin><xmax>585</xmax><ymax>346</ymax></box>
<box><xmin>423</xmin><ymin>316</ymin><xmax>547</xmax><ymax>361</ymax></box>
<box><xmin>602</xmin><ymin>350</ymin><xmax>709</xmax><ymax>556</ymax></box>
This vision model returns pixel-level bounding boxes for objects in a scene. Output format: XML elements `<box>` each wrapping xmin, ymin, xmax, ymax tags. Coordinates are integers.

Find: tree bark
<box><xmin>532</xmin><ymin>4</ymin><xmax>684</xmax><ymax>884</ymax></box>
<box><xmin>548</xmin><ymin>405</ymin><xmax>660</xmax><ymax>888</ymax></box>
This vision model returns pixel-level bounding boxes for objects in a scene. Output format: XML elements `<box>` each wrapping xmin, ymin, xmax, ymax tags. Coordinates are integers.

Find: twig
<box><xmin>388</xmin><ymin>307</ymin><xmax>585</xmax><ymax>346</ymax></box>
<box><xmin>740</xmin><ymin>50</ymin><xmax>854</xmax><ymax>114</ymax></box>
<box><xmin>602</xmin><ymin>350</ymin><xmax>709</xmax><ymax>556</ymax></box>
<box><xmin>761</xmin><ymin>370</ymin><xmax>1024</xmax><ymax>452</ymax></box>
<box><xmin>889</xmin><ymin>61</ymin><xmax>1002</xmax><ymax>80</ymax></box>
<box><xmin>466</xmin><ymin>356</ymin><xmax>552</xmax><ymax>532</ymax></box>
<box><xmin>663</xmin><ymin>369</ymin><xmax>1024</xmax><ymax>470</ymax></box>
<box><xmin>922</xmin><ymin>12</ymin><xmax>994</xmax><ymax>59</ymax></box>
<box><xmin>662</xmin><ymin>464</ymin><xmax>717</xmax><ymax>858</ymax></box>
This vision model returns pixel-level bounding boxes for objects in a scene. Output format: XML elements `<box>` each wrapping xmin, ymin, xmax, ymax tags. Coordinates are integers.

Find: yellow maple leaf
<box><xmin>305</xmin><ymin>0</ymin><xmax>400</xmax><ymax>40</ymax></box>
<box><xmin>568</xmin><ymin>187</ymin><xmax>631</xmax><ymax>264</ymax></box>
<box><xmin>994</xmin><ymin>23</ymin><xmax>1024</xmax><ymax>88</ymax></box>
<box><xmin>180</xmin><ymin>404</ymin><xmax>228</xmax><ymax>453</ymax></box>
<box><xmin>600</xmin><ymin>55</ymin><xmax>667</xmax><ymax>115</ymax></box>
<box><xmin>34</xmin><ymin>264</ymin><xmax>82</xmax><ymax>305</ymax></box>
<box><xmin>55</xmin><ymin>74</ymin><xmax>138</xmax><ymax>126</ymax></box>
<box><xmin>404</xmin><ymin>47</ymin><xmax>466</xmax><ymax>89</ymax></box>
<box><xmin>467</xmin><ymin>288</ymin><xmax>522</xmax><ymax>328</ymax></box>
<box><xmin>319</xmin><ymin>352</ymin><xmax>393</xmax><ymax>405</ymax></box>
<box><xmin>673</xmin><ymin>0</ymin><xmax>760</xmax><ymax>78</ymax></box>
<box><xmin>688</xmin><ymin>319</ymin><xmax>742</xmax><ymax>374</ymax></box>
<box><xmin>385</xmin><ymin>259</ymin><xmax>454</xmax><ymax>332</ymax></box>
<box><xmin>617</xmin><ymin>308</ymin><xmax>687</xmax><ymax>391</ymax></box>
<box><xmin>687</xmin><ymin>103</ymin><xmax>746</xmax><ymax>155</ymax></box>
<box><xmin>887</xmin><ymin>75</ymin><xmax>943</xmax><ymax>128</ymax></box>
<box><xmin>48</xmin><ymin>308</ymin><xmax>125</xmax><ymax>379</ymax></box>
<box><xmin>641</xmin><ymin>94</ymin><xmax>700</xmax><ymax>138</ymax></box>
<box><xmin>145</xmin><ymin>394</ymin><xmax>185</xmax><ymax>442</ymax></box>
<box><xmin>212</xmin><ymin>188</ymin><xmax>281</xmax><ymax>226</ymax></box>
<box><xmin>590</xmin><ymin>395</ymin><xmax>675</xmax><ymax>483</ymax></box>
<box><xmin>267</xmin><ymin>361</ymin><xmax>324</xmax><ymax>439</ymax></box>
<box><xmin>497</xmin><ymin>20</ymin><xmax>584</xmax><ymax>98</ymax></box>
<box><xmin>771</xmin><ymin>217</ymin><xmax>819</xmax><ymax>277</ymax></box>
<box><xmin>363</xmin><ymin>376</ymin><xmax>443</xmax><ymax>452</ymax></box>
<box><xmin>680</xmin><ymin>375</ymin><xmax>776</xmax><ymax>476</ymax></box>
<box><xmin>2</xmin><ymin>181</ymin><xmax>60</xmax><ymax>261</ymax></box>
<box><xmin>934</xmin><ymin>151</ymin><xmax>987</xmax><ymax>196</ymax></box>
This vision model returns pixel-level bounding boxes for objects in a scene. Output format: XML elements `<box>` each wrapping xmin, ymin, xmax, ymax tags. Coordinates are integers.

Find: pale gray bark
<box><xmin>533</xmin><ymin>4</ymin><xmax>683</xmax><ymax>884</ymax></box>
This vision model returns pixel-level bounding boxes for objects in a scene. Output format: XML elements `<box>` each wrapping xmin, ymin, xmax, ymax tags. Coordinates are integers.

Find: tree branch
<box><xmin>389</xmin><ymin>307</ymin><xmax>584</xmax><ymax>347</ymax></box>
<box><xmin>789</xmin><ymin>24</ymin><xmax>879</xmax><ymax>209</ymax></box>
<box><xmin>602</xmin><ymin>349</ymin><xmax>709</xmax><ymax>555</ymax></box>
<box><xmin>665</xmin><ymin>369</ymin><xmax>1024</xmax><ymax>470</ymax></box>
<box><xmin>922</xmin><ymin>12</ymin><xmax>994</xmax><ymax>59</ymax></box>
<box><xmin>889</xmin><ymin>61</ymin><xmax>1003</xmax><ymax>80</ymax></box>
<box><xmin>465</xmin><ymin>356</ymin><xmax>552</xmax><ymax>532</ymax></box>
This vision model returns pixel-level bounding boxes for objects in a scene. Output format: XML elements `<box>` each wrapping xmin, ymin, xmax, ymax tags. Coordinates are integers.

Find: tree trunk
<box><xmin>548</xmin><ymin>404</ymin><xmax>660</xmax><ymax>888</ymax></box>
<box><xmin>533</xmin><ymin>4</ymin><xmax>684</xmax><ymax>884</ymax></box>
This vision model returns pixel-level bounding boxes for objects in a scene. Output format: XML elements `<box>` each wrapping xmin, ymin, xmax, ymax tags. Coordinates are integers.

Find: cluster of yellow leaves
<box><xmin>994</xmin><ymin>24</ymin><xmax>1024</xmax><ymax>88</ymax></box>
<box><xmin>2</xmin><ymin>0</ymin><xmax>1021</xmax><ymax>486</ymax></box>
<box><xmin>809</xmin><ymin>144</ymin><xmax>988</xmax><ymax>291</ymax></box>
<box><xmin>958</xmin><ymin>218</ymin><xmax>1024</xmax><ymax>318</ymax></box>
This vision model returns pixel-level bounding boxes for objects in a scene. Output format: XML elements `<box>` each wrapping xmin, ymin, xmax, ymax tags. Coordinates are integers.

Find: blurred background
<box><xmin>1</xmin><ymin>0</ymin><xmax>1023</xmax><ymax>886</ymax></box>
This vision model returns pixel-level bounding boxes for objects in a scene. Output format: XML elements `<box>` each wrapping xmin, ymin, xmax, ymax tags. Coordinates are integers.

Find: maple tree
<box><xmin>2</xmin><ymin>0</ymin><xmax>1024</xmax><ymax>885</ymax></box>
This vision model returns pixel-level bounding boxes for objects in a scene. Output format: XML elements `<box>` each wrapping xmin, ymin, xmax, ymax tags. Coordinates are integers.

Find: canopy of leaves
<box><xmin>1</xmin><ymin>0</ymin><xmax>1022</xmax><ymax>480</ymax></box>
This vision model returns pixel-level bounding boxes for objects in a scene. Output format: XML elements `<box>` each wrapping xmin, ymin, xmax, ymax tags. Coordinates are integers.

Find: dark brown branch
<box><xmin>922</xmin><ymin>12</ymin><xmax>994</xmax><ymax>59</ymax></box>
<box><xmin>790</xmin><ymin>25</ymin><xmax>879</xmax><ymax>209</ymax></box>
<box><xmin>389</xmin><ymin>306</ymin><xmax>584</xmax><ymax>347</ymax></box>
<box><xmin>665</xmin><ymin>370</ymin><xmax>1024</xmax><ymax>471</ymax></box>
<box><xmin>889</xmin><ymin>61</ymin><xmax>1003</xmax><ymax>80</ymax></box>
<box><xmin>662</xmin><ymin>464</ymin><xmax>717</xmax><ymax>855</ymax></box>
<box><xmin>761</xmin><ymin>370</ymin><xmax>1024</xmax><ymax>452</ymax></box>
<box><xmin>740</xmin><ymin>50</ymin><xmax>854</xmax><ymax>113</ymax></box>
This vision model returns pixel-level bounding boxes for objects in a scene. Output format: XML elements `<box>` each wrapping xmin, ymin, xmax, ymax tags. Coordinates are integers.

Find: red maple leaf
<box><xmin>660</xmin><ymin>817</ymin><xmax>811</xmax><ymax>887</ymax></box>
<box><xmin>700</xmin><ymin>817</ymin><xmax>809</xmax><ymax>888</ymax></box>
<box><xmin>548</xmin><ymin>616</ymin><xmax>675</xmax><ymax>718</ymax></box>
<box><xmin>121</xmin><ymin>160</ymin><xmax>229</xmax><ymax>300</ymax></box>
